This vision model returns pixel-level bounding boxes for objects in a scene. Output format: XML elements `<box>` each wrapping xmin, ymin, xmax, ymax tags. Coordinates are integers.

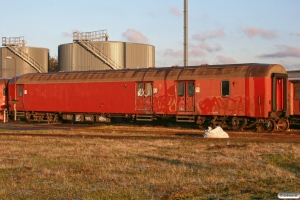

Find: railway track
<box><xmin>1</xmin><ymin>121</ymin><xmax>300</xmax><ymax>143</ymax></box>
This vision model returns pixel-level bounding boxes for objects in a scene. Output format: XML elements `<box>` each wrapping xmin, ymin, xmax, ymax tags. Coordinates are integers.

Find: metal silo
<box><xmin>58</xmin><ymin>30</ymin><xmax>155</xmax><ymax>71</ymax></box>
<box><xmin>58</xmin><ymin>41</ymin><xmax>125</xmax><ymax>71</ymax></box>
<box><xmin>125</xmin><ymin>42</ymin><xmax>155</xmax><ymax>69</ymax></box>
<box><xmin>1</xmin><ymin>37</ymin><xmax>48</xmax><ymax>78</ymax></box>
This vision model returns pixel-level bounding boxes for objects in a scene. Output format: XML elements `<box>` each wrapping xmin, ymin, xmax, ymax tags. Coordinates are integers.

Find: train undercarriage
<box><xmin>8</xmin><ymin>111</ymin><xmax>290</xmax><ymax>132</ymax></box>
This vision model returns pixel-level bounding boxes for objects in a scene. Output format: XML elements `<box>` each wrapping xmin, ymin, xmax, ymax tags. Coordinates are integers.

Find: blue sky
<box><xmin>1</xmin><ymin>0</ymin><xmax>300</xmax><ymax>70</ymax></box>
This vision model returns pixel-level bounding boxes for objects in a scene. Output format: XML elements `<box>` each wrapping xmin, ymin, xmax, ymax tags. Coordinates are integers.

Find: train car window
<box><xmin>18</xmin><ymin>85</ymin><xmax>23</xmax><ymax>97</ymax></box>
<box><xmin>188</xmin><ymin>82</ymin><xmax>194</xmax><ymax>97</ymax></box>
<box><xmin>178</xmin><ymin>82</ymin><xmax>184</xmax><ymax>96</ymax></box>
<box><xmin>221</xmin><ymin>80</ymin><xmax>230</xmax><ymax>97</ymax></box>
<box><xmin>145</xmin><ymin>83</ymin><xmax>152</xmax><ymax>97</ymax></box>
<box><xmin>137</xmin><ymin>83</ymin><xmax>144</xmax><ymax>96</ymax></box>
<box><xmin>3</xmin><ymin>88</ymin><xmax>7</xmax><ymax>96</ymax></box>
<box><xmin>295</xmin><ymin>83</ymin><xmax>300</xmax><ymax>99</ymax></box>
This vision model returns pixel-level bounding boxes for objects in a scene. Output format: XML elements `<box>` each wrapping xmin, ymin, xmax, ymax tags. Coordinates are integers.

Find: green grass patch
<box><xmin>265</xmin><ymin>154</ymin><xmax>300</xmax><ymax>178</ymax></box>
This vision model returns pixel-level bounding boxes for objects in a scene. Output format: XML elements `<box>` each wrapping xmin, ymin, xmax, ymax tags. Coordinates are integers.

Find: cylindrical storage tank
<box><xmin>125</xmin><ymin>43</ymin><xmax>155</xmax><ymax>69</ymax></box>
<box><xmin>58</xmin><ymin>41</ymin><xmax>155</xmax><ymax>71</ymax></box>
<box><xmin>0</xmin><ymin>47</ymin><xmax>49</xmax><ymax>78</ymax></box>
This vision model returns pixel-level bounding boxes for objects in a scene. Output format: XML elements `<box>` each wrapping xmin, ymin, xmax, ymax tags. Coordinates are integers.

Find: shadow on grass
<box><xmin>206</xmin><ymin>144</ymin><xmax>247</xmax><ymax>150</ymax></box>
<box><xmin>265</xmin><ymin>154</ymin><xmax>300</xmax><ymax>178</ymax></box>
<box><xmin>139</xmin><ymin>155</ymin><xmax>201</xmax><ymax>169</ymax></box>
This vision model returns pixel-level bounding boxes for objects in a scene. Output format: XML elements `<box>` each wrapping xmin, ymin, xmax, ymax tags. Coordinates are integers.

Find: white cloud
<box><xmin>198</xmin><ymin>42</ymin><xmax>222</xmax><ymax>52</ymax></box>
<box><xmin>257</xmin><ymin>45</ymin><xmax>300</xmax><ymax>58</ymax></box>
<box><xmin>192</xmin><ymin>29</ymin><xmax>225</xmax><ymax>41</ymax></box>
<box><xmin>189</xmin><ymin>49</ymin><xmax>206</xmax><ymax>57</ymax></box>
<box><xmin>216</xmin><ymin>55</ymin><xmax>237</xmax><ymax>64</ymax></box>
<box><xmin>61</xmin><ymin>29</ymin><xmax>80</xmax><ymax>38</ymax></box>
<box><xmin>163</xmin><ymin>48</ymin><xmax>183</xmax><ymax>57</ymax></box>
<box><xmin>243</xmin><ymin>26</ymin><xmax>277</xmax><ymax>39</ymax></box>
<box><xmin>122</xmin><ymin>29</ymin><xmax>149</xmax><ymax>43</ymax></box>
<box><xmin>170</xmin><ymin>7</ymin><xmax>181</xmax><ymax>17</ymax></box>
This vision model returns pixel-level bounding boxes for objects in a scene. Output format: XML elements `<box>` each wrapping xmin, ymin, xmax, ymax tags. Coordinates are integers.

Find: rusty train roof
<box><xmin>12</xmin><ymin>63</ymin><xmax>287</xmax><ymax>84</ymax></box>
<box><xmin>0</xmin><ymin>78</ymin><xmax>9</xmax><ymax>85</ymax></box>
<box><xmin>287</xmin><ymin>70</ymin><xmax>300</xmax><ymax>81</ymax></box>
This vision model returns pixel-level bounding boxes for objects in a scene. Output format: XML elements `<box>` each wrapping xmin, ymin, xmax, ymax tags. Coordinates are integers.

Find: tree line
<box><xmin>49</xmin><ymin>56</ymin><xmax>58</xmax><ymax>72</ymax></box>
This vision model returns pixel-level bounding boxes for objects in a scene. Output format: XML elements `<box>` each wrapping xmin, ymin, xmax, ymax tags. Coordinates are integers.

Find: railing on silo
<box><xmin>73</xmin><ymin>30</ymin><xmax>122</xmax><ymax>70</ymax></box>
<box><xmin>2</xmin><ymin>36</ymin><xmax>45</xmax><ymax>73</ymax></box>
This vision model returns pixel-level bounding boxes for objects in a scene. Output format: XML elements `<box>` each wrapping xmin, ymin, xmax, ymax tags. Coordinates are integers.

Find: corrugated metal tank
<box><xmin>0</xmin><ymin>47</ymin><xmax>49</xmax><ymax>78</ymax></box>
<box><xmin>58</xmin><ymin>41</ymin><xmax>155</xmax><ymax>71</ymax></box>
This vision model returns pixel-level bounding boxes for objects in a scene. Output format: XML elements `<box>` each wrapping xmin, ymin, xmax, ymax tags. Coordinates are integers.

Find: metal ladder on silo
<box><xmin>2</xmin><ymin>37</ymin><xmax>45</xmax><ymax>73</ymax></box>
<box><xmin>73</xmin><ymin>30</ymin><xmax>123</xmax><ymax>70</ymax></box>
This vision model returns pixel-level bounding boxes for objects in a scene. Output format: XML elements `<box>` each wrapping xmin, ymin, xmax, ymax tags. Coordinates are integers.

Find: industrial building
<box><xmin>1</xmin><ymin>30</ymin><xmax>155</xmax><ymax>78</ymax></box>
<box><xmin>0</xmin><ymin>36</ymin><xmax>49</xmax><ymax>79</ymax></box>
<box><xmin>58</xmin><ymin>30</ymin><xmax>155</xmax><ymax>71</ymax></box>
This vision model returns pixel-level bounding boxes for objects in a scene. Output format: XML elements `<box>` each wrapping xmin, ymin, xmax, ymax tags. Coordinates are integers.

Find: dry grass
<box><xmin>0</xmin><ymin>125</ymin><xmax>299</xmax><ymax>199</ymax></box>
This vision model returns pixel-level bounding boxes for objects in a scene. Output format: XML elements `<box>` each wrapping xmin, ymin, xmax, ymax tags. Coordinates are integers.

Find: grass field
<box><xmin>0</xmin><ymin>125</ymin><xmax>299</xmax><ymax>199</ymax></box>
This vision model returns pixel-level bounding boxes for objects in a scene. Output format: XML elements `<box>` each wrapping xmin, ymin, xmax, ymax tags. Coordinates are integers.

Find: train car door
<box><xmin>291</xmin><ymin>82</ymin><xmax>300</xmax><ymax>115</ymax></box>
<box><xmin>136</xmin><ymin>82</ymin><xmax>153</xmax><ymax>112</ymax></box>
<box><xmin>16</xmin><ymin>85</ymin><xmax>24</xmax><ymax>109</ymax></box>
<box><xmin>176</xmin><ymin>81</ymin><xmax>195</xmax><ymax>111</ymax></box>
<box><xmin>276</xmin><ymin>78</ymin><xmax>284</xmax><ymax>110</ymax></box>
<box><xmin>272</xmin><ymin>74</ymin><xmax>287</xmax><ymax>112</ymax></box>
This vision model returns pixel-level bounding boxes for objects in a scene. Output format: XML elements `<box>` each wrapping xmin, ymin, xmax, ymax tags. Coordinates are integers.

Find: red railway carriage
<box><xmin>0</xmin><ymin>78</ymin><xmax>9</xmax><ymax>121</ymax></box>
<box><xmin>287</xmin><ymin>70</ymin><xmax>300</xmax><ymax>125</ymax></box>
<box><xmin>8</xmin><ymin>63</ymin><xmax>289</xmax><ymax>131</ymax></box>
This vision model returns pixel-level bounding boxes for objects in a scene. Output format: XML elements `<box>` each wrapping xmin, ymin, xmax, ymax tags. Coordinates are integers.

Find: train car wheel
<box><xmin>264</xmin><ymin>119</ymin><xmax>276</xmax><ymax>132</ymax></box>
<box><xmin>231</xmin><ymin>118</ymin><xmax>242</xmax><ymax>131</ymax></box>
<box><xmin>232</xmin><ymin>124</ymin><xmax>241</xmax><ymax>131</ymax></box>
<box><xmin>277</xmin><ymin>118</ymin><xmax>289</xmax><ymax>131</ymax></box>
<box><xmin>25</xmin><ymin>112</ymin><xmax>31</xmax><ymax>122</ymax></box>
<box><xmin>231</xmin><ymin>118</ymin><xmax>238</xmax><ymax>130</ymax></box>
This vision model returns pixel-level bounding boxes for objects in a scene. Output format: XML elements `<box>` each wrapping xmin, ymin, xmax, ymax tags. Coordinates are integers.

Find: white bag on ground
<box><xmin>204</xmin><ymin>126</ymin><xmax>229</xmax><ymax>138</ymax></box>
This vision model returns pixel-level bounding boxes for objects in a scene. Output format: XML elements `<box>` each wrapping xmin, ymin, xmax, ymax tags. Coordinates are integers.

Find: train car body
<box><xmin>0</xmin><ymin>78</ymin><xmax>9</xmax><ymax>121</ymax></box>
<box><xmin>287</xmin><ymin>70</ymin><xmax>300</xmax><ymax>125</ymax></box>
<box><xmin>8</xmin><ymin>63</ymin><xmax>289</xmax><ymax>131</ymax></box>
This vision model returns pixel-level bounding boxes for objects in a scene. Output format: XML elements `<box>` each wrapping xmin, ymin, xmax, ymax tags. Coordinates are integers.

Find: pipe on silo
<box><xmin>184</xmin><ymin>0</ymin><xmax>188</xmax><ymax>66</ymax></box>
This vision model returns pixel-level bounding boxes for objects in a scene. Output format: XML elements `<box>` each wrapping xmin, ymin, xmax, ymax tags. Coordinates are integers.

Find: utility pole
<box><xmin>184</xmin><ymin>0</ymin><xmax>188</xmax><ymax>66</ymax></box>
